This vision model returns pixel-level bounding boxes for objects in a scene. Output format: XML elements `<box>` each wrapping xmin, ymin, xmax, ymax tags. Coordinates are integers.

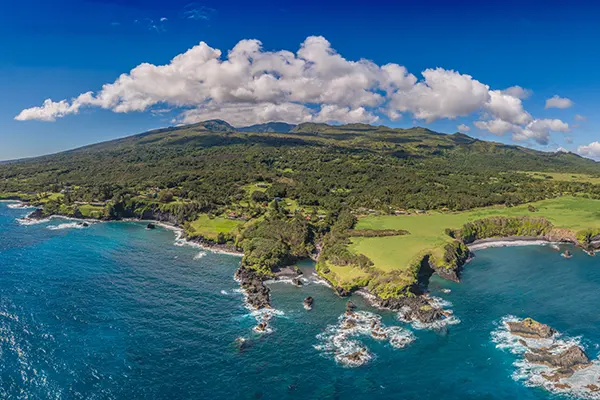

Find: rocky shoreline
<box><xmin>16</xmin><ymin>202</ymin><xmax>598</xmax><ymax>332</ymax></box>
<box><xmin>505</xmin><ymin>318</ymin><xmax>595</xmax><ymax>384</ymax></box>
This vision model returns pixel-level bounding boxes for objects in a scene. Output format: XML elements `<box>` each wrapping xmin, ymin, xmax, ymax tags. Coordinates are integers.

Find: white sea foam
<box><xmin>7</xmin><ymin>203</ymin><xmax>35</xmax><ymax>210</ymax></box>
<box><xmin>468</xmin><ymin>240</ymin><xmax>554</xmax><ymax>251</ymax></box>
<box><xmin>193</xmin><ymin>251</ymin><xmax>207</xmax><ymax>260</ymax></box>
<box><xmin>491</xmin><ymin>315</ymin><xmax>600</xmax><ymax>399</ymax></box>
<box><xmin>220</xmin><ymin>290</ymin><xmax>228</xmax><ymax>295</ymax></box>
<box><xmin>310</xmin><ymin>273</ymin><xmax>332</xmax><ymax>287</ymax></box>
<box><xmin>314</xmin><ymin>311</ymin><xmax>415</xmax><ymax>367</ymax></box>
<box><xmin>47</xmin><ymin>222</ymin><xmax>87</xmax><ymax>231</ymax></box>
<box><xmin>16</xmin><ymin>217</ymin><xmax>51</xmax><ymax>226</ymax></box>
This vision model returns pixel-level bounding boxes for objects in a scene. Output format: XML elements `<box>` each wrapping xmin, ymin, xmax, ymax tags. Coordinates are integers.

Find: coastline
<box><xmin>467</xmin><ymin>236</ymin><xmax>566</xmax><ymax>251</ymax></box>
<box><xmin>13</xmin><ymin>202</ymin><xmax>245</xmax><ymax>258</ymax></box>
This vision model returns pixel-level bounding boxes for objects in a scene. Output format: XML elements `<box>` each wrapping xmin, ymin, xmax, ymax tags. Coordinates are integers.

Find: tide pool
<box><xmin>1</xmin><ymin>202</ymin><xmax>599</xmax><ymax>399</ymax></box>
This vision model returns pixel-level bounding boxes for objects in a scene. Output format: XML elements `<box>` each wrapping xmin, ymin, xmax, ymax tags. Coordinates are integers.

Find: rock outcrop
<box><xmin>507</xmin><ymin>318</ymin><xmax>593</xmax><ymax>381</ymax></box>
<box><xmin>526</xmin><ymin>346</ymin><xmax>591</xmax><ymax>380</ymax></box>
<box><xmin>369</xmin><ymin>295</ymin><xmax>447</xmax><ymax>324</ymax></box>
<box><xmin>26</xmin><ymin>208</ymin><xmax>46</xmax><ymax>220</ymax></box>
<box><xmin>234</xmin><ymin>267</ymin><xmax>271</xmax><ymax>309</ymax></box>
<box><xmin>303</xmin><ymin>296</ymin><xmax>313</xmax><ymax>310</ymax></box>
<box><xmin>507</xmin><ymin>318</ymin><xmax>555</xmax><ymax>339</ymax></box>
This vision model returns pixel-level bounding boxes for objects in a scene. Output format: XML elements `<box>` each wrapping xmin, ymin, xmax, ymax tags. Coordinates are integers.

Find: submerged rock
<box><xmin>507</xmin><ymin>318</ymin><xmax>555</xmax><ymax>339</ymax></box>
<box><xmin>147</xmin><ymin>223</ymin><xmax>156</xmax><ymax>230</ymax></box>
<box><xmin>292</xmin><ymin>277</ymin><xmax>303</xmax><ymax>287</ymax></box>
<box><xmin>303</xmin><ymin>296</ymin><xmax>313</xmax><ymax>310</ymax></box>
<box><xmin>561</xmin><ymin>250</ymin><xmax>572</xmax><ymax>258</ymax></box>
<box><xmin>254</xmin><ymin>322</ymin><xmax>269</xmax><ymax>333</ymax></box>
<box><xmin>345</xmin><ymin>300</ymin><xmax>357</xmax><ymax>314</ymax></box>
<box><xmin>335</xmin><ymin>287</ymin><xmax>351</xmax><ymax>297</ymax></box>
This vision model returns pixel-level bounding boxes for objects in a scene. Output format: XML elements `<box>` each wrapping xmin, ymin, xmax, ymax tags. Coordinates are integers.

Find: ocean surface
<box><xmin>1</xmin><ymin>202</ymin><xmax>600</xmax><ymax>400</ymax></box>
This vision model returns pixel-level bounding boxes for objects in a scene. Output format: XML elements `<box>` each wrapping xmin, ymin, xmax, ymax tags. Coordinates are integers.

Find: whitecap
<box><xmin>194</xmin><ymin>251</ymin><xmax>207</xmax><ymax>260</ymax></box>
<box><xmin>7</xmin><ymin>203</ymin><xmax>35</xmax><ymax>210</ymax></box>
<box><xmin>47</xmin><ymin>222</ymin><xmax>87</xmax><ymax>230</ymax></box>
<box><xmin>315</xmin><ymin>310</ymin><xmax>415</xmax><ymax>367</ymax></box>
<box><xmin>220</xmin><ymin>290</ymin><xmax>228</xmax><ymax>295</ymax></box>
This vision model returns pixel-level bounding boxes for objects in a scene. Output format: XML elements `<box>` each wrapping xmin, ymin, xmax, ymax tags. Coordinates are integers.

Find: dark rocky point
<box><xmin>147</xmin><ymin>223</ymin><xmax>156</xmax><ymax>230</ymax></box>
<box><xmin>291</xmin><ymin>277</ymin><xmax>303</xmax><ymax>287</ymax></box>
<box><xmin>26</xmin><ymin>208</ymin><xmax>45</xmax><ymax>220</ymax></box>
<box><xmin>235</xmin><ymin>267</ymin><xmax>271</xmax><ymax>309</ymax></box>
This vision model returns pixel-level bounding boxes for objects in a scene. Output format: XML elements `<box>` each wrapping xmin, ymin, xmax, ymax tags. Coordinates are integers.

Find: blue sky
<box><xmin>1</xmin><ymin>0</ymin><xmax>599</xmax><ymax>160</ymax></box>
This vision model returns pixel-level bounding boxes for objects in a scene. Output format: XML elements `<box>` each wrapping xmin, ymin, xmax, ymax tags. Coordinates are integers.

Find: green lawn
<box><xmin>186</xmin><ymin>214</ymin><xmax>242</xmax><ymax>240</ymax></box>
<box><xmin>522</xmin><ymin>171</ymin><xmax>600</xmax><ymax>185</ymax></box>
<box><xmin>78</xmin><ymin>204</ymin><xmax>105</xmax><ymax>219</ymax></box>
<box><xmin>344</xmin><ymin>196</ymin><xmax>600</xmax><ymax>285</ymax></box>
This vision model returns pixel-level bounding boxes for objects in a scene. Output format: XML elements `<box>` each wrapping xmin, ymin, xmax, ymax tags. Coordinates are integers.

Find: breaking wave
<box><xmin>315</xmin><ymin>311</ymin><xmax>415</xmax><ymax>367</ymax></box>
<box><xmin>16</xmin><ymin>217</ymin><xmax>51</xmax><ymax>226</ymax></box>
<box><xmin>47</xmin><ymin>222</ymin><xmax>87</xmax><ymax>230</ymax></box>
<box><xmin>7</xmin><ymin>203</ymin><xmax>35</xmax><ymax>210</ymax></box>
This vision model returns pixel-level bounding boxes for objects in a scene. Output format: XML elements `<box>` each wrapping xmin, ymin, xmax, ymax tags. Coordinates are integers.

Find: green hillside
<box><xmin>2</xmin><ymin>120</ymin><xmax>600</xmax><ymax>300</ymax></box>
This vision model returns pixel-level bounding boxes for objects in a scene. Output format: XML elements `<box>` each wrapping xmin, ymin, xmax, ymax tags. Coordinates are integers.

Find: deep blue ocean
<box><xmin>1</xmin><ymin>202</ymin><xmax>600</xmax><ymax>400</ymax></box>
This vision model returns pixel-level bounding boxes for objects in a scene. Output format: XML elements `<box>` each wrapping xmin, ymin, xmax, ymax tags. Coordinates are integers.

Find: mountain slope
<box><xmin>1</xmin><ymin>120</ymin><xmax>598</xmax><ymax>213</ymax></box>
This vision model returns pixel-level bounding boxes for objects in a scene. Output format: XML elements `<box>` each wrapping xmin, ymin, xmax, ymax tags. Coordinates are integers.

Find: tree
<box><xmin>158</xmin><ymin>190</ymin><xmax>174</xmax><ymax>203</ymax></box>
<box><xmin>251</xmin><ymin>190</ymin><xmax>269</xmax><ymax>203</ymax></box>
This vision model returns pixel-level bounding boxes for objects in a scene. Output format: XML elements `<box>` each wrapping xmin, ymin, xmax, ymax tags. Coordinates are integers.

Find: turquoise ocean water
<box><xmin>1</xmin><ymin>201</ymin><xmax>600</xmax><ymax>399</ymax></box>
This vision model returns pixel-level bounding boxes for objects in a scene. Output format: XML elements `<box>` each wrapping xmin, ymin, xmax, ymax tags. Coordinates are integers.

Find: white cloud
<box><xmin>160</xmin><ymin>17</ymin><xmax>168</xmax><ymax>22</ymax></box>
<box><xmin>513</xmin><ymin>119</ymin><xmax>570</xmax><ymax>145</ymax></box>
<box><xmin>556</xmin><ymin>147</ymin><xmax>569</xmax><ymax>153</ymax></box>
<box><xmin>485</xmin><ymin>90</ymin><xmax>532</xmax><ymax>125</ymax></box>
<box><xmin>575</xmin><ymin>114</ymin><xmax>586</xmax><ymax>121</ymax></box>
<box><xmin>15</xmin><ymin>36</ymin><xmax>573</xmax><ymax>134</ymax></box>
<box><xmin>474</xmin><ymin>119</ymin><xmax>516</xmax><ymax>135</ymax></box>
<box><xmin>475</xmin><ymin>118</ymin><xmax>569</xmax><ymax>145</ymax></box>
<box><xmin>545</xmin><ymin>95</ymin><xmax>573</xmax><ymax>109</ymax></box>
<box><xmin>388</xmin><ymin>68</ymin><xmax>490</xmax><ymax>122</ymax></box>
<box><xmin>457</xmin><ymin>124</ymin><xmax>470</xmax><ymax>132</ymax></box>
<box><xmin>501</xmin><ymin>85</ymin><xmax>532</xmax><ymax>99</ymax></box>
<box><xmin>578</xmin><ymin>142</ymin><xmax>600</xmax><ymax>159</ymax></box>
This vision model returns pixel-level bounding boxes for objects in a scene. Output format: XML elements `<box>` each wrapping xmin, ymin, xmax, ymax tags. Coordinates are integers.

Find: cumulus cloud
<box><xmin>474</xmin><ymin>118</ymin><xmax>569</xmax><ymax>145</ymax></box>
<box><xmin>15</xmin><ymin>36</ymin><xmax>571</xmax><ymax>137</ymax></box>
<box><xmin>501</xmin><ymin>85</ymin><xmax>532</xmax><ymax>99</ymax></box>
<box><xmin>578</xmin><ymin>142</ymin><xmax>600</xmax><ymax>159</ymax></box>
<box><xmin>545</xmin><ymin>95</ymin><xmax>573</xmax><ymax>109</ymax></box>
<box><xmin>457</xmin><ymin>124</ymin><xmax>470</xmax><ymax>132</ymax></box>
<box><xmin>485</xmin><ymin>90</ymin><xmax>532</xmax><ymax>125</ymax></box>
<box><xmin>387</xmin><ymin>68</ymin><xmax>489</xmax><ymax>122</ymax></box>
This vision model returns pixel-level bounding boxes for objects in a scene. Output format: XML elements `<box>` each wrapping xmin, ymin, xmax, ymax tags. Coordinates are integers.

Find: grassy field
<box><xmin>522</xmin><ymin>171</ymin><xmax>600</xmax><ymax>185</ymax></box>
<box><xmin>78</xmin><ymin>204</ymin><xmax>105</xmax><ymax>219</ymax></box>
<box><xmin>186</xmin><ymin>214</ymin><xmax>243</xmax><ymax>240</ymax></box>
<box><xmin>337</xmin><ymin>197</ymin><xmax>600</xmax><ymax>287</ymax></box>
